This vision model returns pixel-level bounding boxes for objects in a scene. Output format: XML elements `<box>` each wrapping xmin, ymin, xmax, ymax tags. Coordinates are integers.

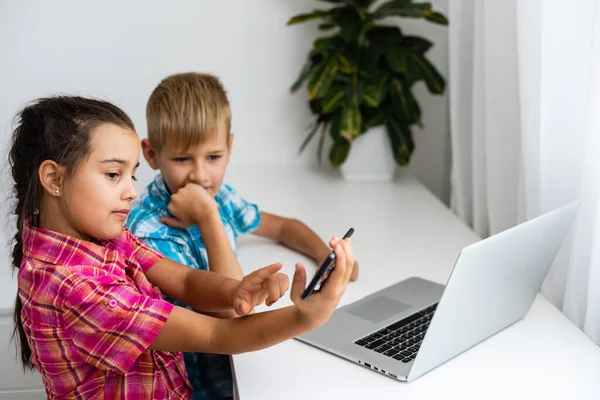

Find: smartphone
<box><xmin>301</xmin><ymin>228</ymin><xmax>354</xmax><ymax>300</ymax></box>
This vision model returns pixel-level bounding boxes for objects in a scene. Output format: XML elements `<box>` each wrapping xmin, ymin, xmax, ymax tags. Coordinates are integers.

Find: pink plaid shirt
<box><xmin>18</xmin><ymin>221</ymin><xmax>192</xmax><ymax>399</ymax></box>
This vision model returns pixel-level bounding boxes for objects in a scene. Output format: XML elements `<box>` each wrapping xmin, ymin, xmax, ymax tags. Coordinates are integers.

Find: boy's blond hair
<box><xmin>146</xmin><ymin>72</ymin><xmax>231</xmax><ymax>152</ymax></box>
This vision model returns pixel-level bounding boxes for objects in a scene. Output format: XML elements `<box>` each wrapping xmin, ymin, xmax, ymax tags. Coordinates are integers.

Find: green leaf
<box><xmin>353</xmin><ymin>0</ymin><xmax>377</xmax><ymax>7</ymax></box>
<box><xmin>333</xmin><ymin>7</ymin><xmax>363</xmax><ymax>42</ymax></box>
<box><xmin>290</xmin><ymin>61</ymin><xmax>315</xmax><ymax>94</ymax></box>
<box><xmin>375</xmin><ymin>1</ymin><xmax>432</xmax><ymax>18</ymax></box>
<box><xmin>335</xmin><ymin>53</ymin><xmax>357</xmax><ymax>73</ymax></box>
<box><xmin>320</xmin><ymin>89</ymin><xmax>347</xmax><ymax>113</ymax></box>
<box><xmin>384</xmin><ymin>50</ymin><xmax>407</xmax><ymax>73</ymax></box>
<box><xmin>327</xmin><ymin>108</ymin><xmax>350</xmax><ymax>166</ymax></box>
<box><xmin>373</xmin><ymin>0</ymin><xmax>448</xmax><ymax>25</ymax></box>
<box><xmin>408</xmin><ymin>54</ymin><xmax>445</xmax><ymax>94</ymax></box>
<box><xmin>347</xmin><ymin>72</ymin><xmax>363</xmax><ymax>107</ymax></box>
<box><xmin>363</xmin><ymin>76</ymin><xmax>386</xmax><ymax>107</ymax></box>
<box><xmin>309</xmin><ymin>48</ymin><xmax>326</xmax><ymax>65</ymax></box>
<box><xmin>364</xmin><ymin>109</ymin><xmax>385</xmax><ymax>128</ymax></box>
<box><xmin>360</xmin><ymin>46</ymin><xmax>381</xmax><ymax>77</ymax></box>
<box><xmin>340</xmin><ymin>104</ymin><xmax>362</xmax><ymax>141</ymax></box>
<box><xmin>287</xmin><ymin>10</ymin><xmax>335</xmax><ymax>25</ymax></box>
<box><xmin>313</xmin><ymin>36</ymin><xmax>344</xmax><ymax>51</ymax></box>
<box><xmin>318</xmin><ymin>22</ymin><xmax>337</xmax><ymax>31</ymax></box>
<box><xmin>298</xmin><ymin>120</ymin><xmax>321</xmax><ymax>154</ymax></box>
<box><xmin>309</xmin><ymin>99</ymin><xmax>322</xmax><ymax>115</ymax></box>
<box><xmin>386</xmin><ymin>117</ymin><xmax>415</xmax><ymax>166</ymax></box>
<box><xmin>374</xmin><ymin>1</ymin><xmax>429</xmax><ymax>18</ymax></box>
<box><xmin>329</xmin><ymin>109</ymin><xmax>343</xmax><ymax>141</ymax></box>
<box><xmin>365</xmin><ymin>26</ymin><xmax>404</xmax><ymax>48</ymax></box>
<box><xmin>308</xmin><ymin>57</ymin><xmax>339</xmax><ymax>99</ymax></box>
<box><xmin>389</xmin><ymin>78</ymin><xmax>414</xmax><ymax>121</ymax></box>
<box><xmin>363</xmin><ymin>86</ymin><xmax>379</xmax><ymax>107</ymax></box>
<box><xmin>339</xmin><ymin>23</ymin><xmax>362</xmax><ymax>43</ymax></box>
<box><xmin>401</xmin><ymin>36</ymin><xmax>432</xmax><ymax>53</ymax></box>
<box><xmin>329</xmin><ymin>141</ymin><xmax>351</xmax><ymax>167</ymax></box>
<box><xmin>426</xmin><ymin>11</ymin><xmax>448</xmax><ymax>24</ymax></box>
<box><xmin>317</xmin><ymin>121</ymin><xmax>329</xmax><ymax>165</ymax></box>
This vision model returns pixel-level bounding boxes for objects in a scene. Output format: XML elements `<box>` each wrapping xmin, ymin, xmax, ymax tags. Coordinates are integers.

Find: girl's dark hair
<box><xmin>9</xmin><ymin>96</ymin><xmax>135</xmax><ymax>369</ymax></box>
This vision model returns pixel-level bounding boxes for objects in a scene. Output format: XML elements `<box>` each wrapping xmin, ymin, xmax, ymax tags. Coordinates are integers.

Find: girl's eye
<box><xmin>106</xmin><ymin>172</ymin><xmax>119</xmax><ymax>180</ymax></box>
<box><xmin>132</xmin><ymin>175</ymin><xmax>138</xmax><ymax>182</ymax></box>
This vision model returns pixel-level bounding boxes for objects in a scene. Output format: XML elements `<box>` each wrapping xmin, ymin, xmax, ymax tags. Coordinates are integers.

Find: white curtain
<box><xmin>449</xmin><ymin>0</ymin><xmax>600</xmax><ymax>344</ymax></box>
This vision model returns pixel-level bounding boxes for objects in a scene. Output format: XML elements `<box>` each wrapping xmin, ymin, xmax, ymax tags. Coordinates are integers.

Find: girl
<box><xmin>9</xmin><ymin>96</ymin><xmax>354</xmax><ymax>399</ymax></box>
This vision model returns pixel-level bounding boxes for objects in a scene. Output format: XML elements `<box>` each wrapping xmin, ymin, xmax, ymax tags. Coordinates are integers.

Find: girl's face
<box><xmin>59</xmin><ymin>123</ymin><xmax>140</xmax><ymax>241</ymax></box>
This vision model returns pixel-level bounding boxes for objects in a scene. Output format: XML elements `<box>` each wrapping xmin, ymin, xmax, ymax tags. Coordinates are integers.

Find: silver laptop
<box><xmin>296</xmin><ymin>203</ymin><xmax>578</xmax><ymax>382</ymax></box>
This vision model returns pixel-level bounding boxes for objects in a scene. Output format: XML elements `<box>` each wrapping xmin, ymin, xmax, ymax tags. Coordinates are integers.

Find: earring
<box><xmin>55</xmin><ymin>188</ymin><xmax>59</xmax><ymax>195</ymax></box>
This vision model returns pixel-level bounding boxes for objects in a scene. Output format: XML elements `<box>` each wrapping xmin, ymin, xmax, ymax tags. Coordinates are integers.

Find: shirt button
<box><xmin>109</xmin><ymin>299</ymin><xmax>118</xmax><ymax>308</ymax></box>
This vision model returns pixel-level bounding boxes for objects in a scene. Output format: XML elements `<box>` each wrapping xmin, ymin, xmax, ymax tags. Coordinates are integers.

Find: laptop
<box><xmin>296</xmin><ymin>203</ymin><xmax>578</xmax><ymax>382</ymax></box>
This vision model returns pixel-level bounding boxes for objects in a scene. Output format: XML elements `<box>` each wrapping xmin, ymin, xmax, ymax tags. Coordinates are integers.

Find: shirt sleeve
<box><xmin>218</xmin><ymin>184</ymin><xmax>261</xmax><ymax>237</ymax></box>
<box><xmin>125</xmin><ymin>228</ymin><xmax>165</xmax><ymax>273</ymax></box>
<box><xmin>61</xmin><ymin>272</ymin><xmax>173</xmax><ymax>373</ymax></box>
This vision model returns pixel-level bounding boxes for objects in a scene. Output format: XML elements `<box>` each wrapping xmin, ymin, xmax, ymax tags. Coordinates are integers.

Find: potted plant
<box><xmin>288</xmin><ymin>0</ymin><xmax>448</xmax><ymax>181</ymax></box>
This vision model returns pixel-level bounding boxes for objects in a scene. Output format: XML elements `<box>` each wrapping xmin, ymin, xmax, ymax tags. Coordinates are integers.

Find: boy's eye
<box><xmin>174</xmin><ymin>157</ymin><xmax>190</xmax><ymax>162</ymax></box>
<box><xmin>208</xmin><ymin>155</ymin><xmax>222</xmax><ymax>161</ymax></box>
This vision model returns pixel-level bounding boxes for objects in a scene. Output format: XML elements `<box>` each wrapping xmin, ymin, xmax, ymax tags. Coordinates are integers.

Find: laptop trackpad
<box><xmin>346</xmin><ymin>296</ymin><xmax>411</xmax><ymax>323</ymax></box>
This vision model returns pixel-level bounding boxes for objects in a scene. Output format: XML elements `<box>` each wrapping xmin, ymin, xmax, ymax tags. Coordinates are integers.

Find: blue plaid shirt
<box><xmin>127</xmin><ymin>174</ymin><xmax>261</xmax><ymax>400</ymax></box>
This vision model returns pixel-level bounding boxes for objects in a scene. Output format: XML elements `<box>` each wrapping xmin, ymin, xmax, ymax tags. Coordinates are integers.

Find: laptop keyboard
<box><xmin>354</xmin><ymin>303</ymin><xmax>438</xmax><ymax>363</ymax></box>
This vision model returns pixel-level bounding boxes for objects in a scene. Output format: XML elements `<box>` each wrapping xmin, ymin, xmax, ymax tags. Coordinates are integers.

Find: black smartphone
<box><xmin>301</xmin><ymin>228</ymin><xmax>354</xmax><ymax>300</ymax></box>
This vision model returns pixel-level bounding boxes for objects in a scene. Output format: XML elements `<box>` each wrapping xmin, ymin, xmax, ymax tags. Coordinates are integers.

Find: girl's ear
<box><xmin>39</xmin><ymin>160</ymin><xmax>65</xmax><ymax>197</ymax></box>
<box><xmin>141</xmin><ymin>139</ymin><xmax>160</xmax><ymax>170</ymax></box>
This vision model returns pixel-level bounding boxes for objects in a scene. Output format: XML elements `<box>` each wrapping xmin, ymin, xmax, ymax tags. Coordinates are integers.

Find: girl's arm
<box><xmin>145</xmin><ymin>259</ymin><xmax>287</xmax><ymax>313</ymax></box>
<box><xmin>254</xmin><ymin>212</ymin><xmax>359</xmax><ymax>281</ymax></box>
<box><xmin>149</xmin><ymin>237</ymin><xmax>354</xmax><ymax>354</ymax></box>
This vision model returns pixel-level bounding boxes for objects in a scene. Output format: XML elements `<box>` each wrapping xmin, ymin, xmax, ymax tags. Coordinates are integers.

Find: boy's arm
<box><xmin>196</xmin><ymin>209</ymin><xmax>244</xmax><ymax>281</ymax></box>
<box><xmin>253</xmin><ymin>212</ymin><xmax>359</xmax><ymax>281</ymax></box>
<box><xmin>160</xmin><ymin>183</ymin><xmax>244</xmax><ymax>281</ymax></box>
<box><xmin>187</xmin><ymin>210</ymin><xmax>247</xmax><ymax>318</ymax></box>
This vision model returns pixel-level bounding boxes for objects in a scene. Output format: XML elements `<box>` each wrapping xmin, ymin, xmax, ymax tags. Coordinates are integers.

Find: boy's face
<box><xmin>143</xmin><ymin>125</ymin><xmax>233</xmax><ymax>198</ymax></box>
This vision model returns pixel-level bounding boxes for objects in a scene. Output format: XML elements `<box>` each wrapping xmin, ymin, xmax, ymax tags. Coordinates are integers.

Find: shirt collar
<box><xmin>148</xmin><ymin>174</ymin><xmax>172</xmax><ymax>206</ymax></box>
<box><xmin>22</xmin><ymin>218</ymin><xmax>131</xmax><ymax>267</ymax></box>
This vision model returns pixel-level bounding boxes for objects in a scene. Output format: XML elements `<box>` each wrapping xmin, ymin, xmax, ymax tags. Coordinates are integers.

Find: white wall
<box><xmin>401</xmin><ymin>0</ymin><xmax>451</xmax><ymax>204</ymax></box>
<box><xmin>0</xmin><ymin>0</ymin><xmax>450</xmax><ymax>201</ymax></box>
<box><xmin>0</xmin><ymin>0</ymin><xmax>449</xmax><ymax>394</ymax></box>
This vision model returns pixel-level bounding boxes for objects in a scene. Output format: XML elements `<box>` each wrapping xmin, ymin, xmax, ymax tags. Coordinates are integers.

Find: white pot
<box><xmin>339</xmin><ymin>126</ymin><xmax>396</xmax><ymax>182</ymax></box>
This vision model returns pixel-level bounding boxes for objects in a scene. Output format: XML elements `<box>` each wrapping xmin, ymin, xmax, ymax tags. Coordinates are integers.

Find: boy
<box><xmin>127</xmin><ymin>72</ymin><xmax>358</xmax><ymax>399</ymax></box>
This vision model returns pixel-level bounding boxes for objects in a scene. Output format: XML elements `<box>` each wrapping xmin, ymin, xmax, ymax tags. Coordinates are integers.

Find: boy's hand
<box><xmin>291</xmin><ymin>237</ymin><xmax>354</xmax><ymax>329</ymax></box>
<box><xmin>232</xmin><ymin>263</ymin><xmax>290</xmax><ymax>316</ymax></box>
<box><xmin>161</xmin><ymin>183</ymin><xmax>219</xmax><ymax>229</ymax></box>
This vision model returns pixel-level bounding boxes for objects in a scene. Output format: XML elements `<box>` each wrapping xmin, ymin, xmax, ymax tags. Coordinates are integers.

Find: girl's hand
<box><xmin>291</xmin><ymin>237</ymin><xmax>354</xmax><ymax>329</ymax></box>
<box><xmin>350</xmin><ymin>261</ymin><xmax>359</xmax><ymax>281</ymax></box>
<box><xmin>232</xmin><ymin>263</ymin><xmax>290</xmax><ymax>316</ymax></box>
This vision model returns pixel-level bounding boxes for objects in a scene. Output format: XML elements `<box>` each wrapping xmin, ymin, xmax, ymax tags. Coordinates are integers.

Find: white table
<box><xmin>1</xmin><ymin>165</ymin><xmax>599</xmax><ymax>399</ymax></box>
<box><xmin>226</xmin><ymin>165</ymin><xmax>600</xmax><ymax>400</ymax></box>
